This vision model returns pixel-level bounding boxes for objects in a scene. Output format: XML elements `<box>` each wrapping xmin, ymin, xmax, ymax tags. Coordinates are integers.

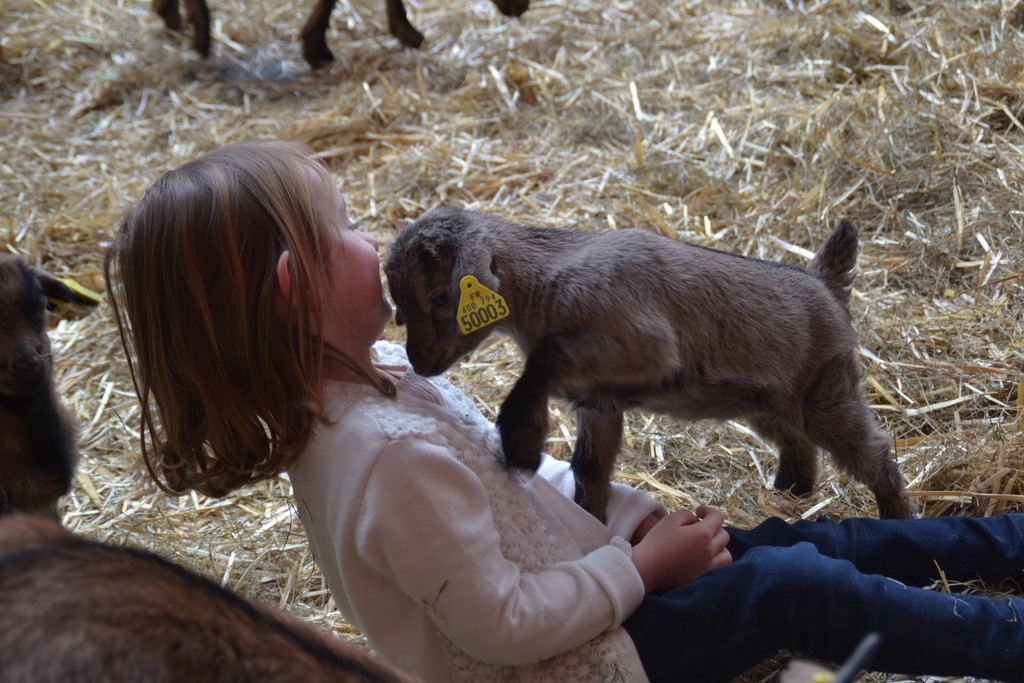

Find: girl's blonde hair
<box><xmin>106</xmin><ymin>140</ymin><xmax>356</xmax><ymax>496</ymax></box>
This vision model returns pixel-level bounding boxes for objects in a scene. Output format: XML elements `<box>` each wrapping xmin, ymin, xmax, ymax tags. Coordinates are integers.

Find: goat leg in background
<box><xmin>152</xmin><ymin>0</ymin><xmax>183</xmax><ymax>32</ymax></box>
<box><xmin>572</xmin><ymin>407</ymin><xmax>624</xmax><ymax>523</ymax></box>
<box><xmin>185</xmin><ymin>0</ymin><xmax>211</xmax><ymax>57</ymax></box>
<box><xmin>152</xmin><ymin>0</ymin><xmax>211</xmax><ymax>57</ymax></box>
<box><xmin>301</xmin><ymin>0</ymin><xmax>338</xmax><ymax>68</ymax></box>
<box><xmin>302</xmin><ymin>0</ymin><xmax>424</xmax><ymax>69</ymax></box>
<box><xmin>385</xmin><ymin>0</ymin><xmax>424</xmax><ymax>48</ymax></box>
<box><xmin>491</xmin><ymin>0</ymin><xmax>530</xmax><ymax>17</ymax></box>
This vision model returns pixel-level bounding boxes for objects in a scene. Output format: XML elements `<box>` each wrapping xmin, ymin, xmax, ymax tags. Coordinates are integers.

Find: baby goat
<box><xmin>0</xmin><ymin>513</ymin><xmax>418</xmax><ymax>682</ymax></box>
<box><xmin>0</xmin><ymin>255</ymin><xmax>95</xmax><ymax>518</ymax></box>
<box><xmin>152</xmin><ymin>0</ymin><xmax>529</xmax><ymax>70</ymax></box>
<box><xmin>384</xmin><ymin>207</ymin><xmax>911</xmax><ymax>521</ymax></box>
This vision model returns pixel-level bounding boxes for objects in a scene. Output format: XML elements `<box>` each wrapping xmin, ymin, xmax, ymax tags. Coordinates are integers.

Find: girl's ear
<box><xmin>276</xmin><ymin>251</ymin><xmax>293</xmax><ymax>303</ymax></box>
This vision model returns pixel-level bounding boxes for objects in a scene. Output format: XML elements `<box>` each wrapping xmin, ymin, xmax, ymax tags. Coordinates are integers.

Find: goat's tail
<box><xmin>808</xmin><ymin>219</ymin><xmax>857</xmax><ymax>304</ymax></box>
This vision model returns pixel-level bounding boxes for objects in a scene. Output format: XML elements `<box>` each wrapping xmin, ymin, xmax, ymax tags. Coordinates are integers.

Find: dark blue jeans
<box><xmin>622</xmin><ymin>514</ymin><xmax>1024</xmax><ymax>683</ymax></box>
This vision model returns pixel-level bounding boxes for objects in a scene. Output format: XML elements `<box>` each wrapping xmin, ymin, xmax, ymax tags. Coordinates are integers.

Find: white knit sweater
<box><xmin>288</xmin><ymin>341</ymin><xmax>661</xmax><ymax>683</ymax></box>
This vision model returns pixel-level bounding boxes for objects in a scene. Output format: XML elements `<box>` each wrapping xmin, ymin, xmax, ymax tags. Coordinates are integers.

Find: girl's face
<box><xmin>310</xmin><ymin>167</ymin><xmax>392</xmax><ymax>360</ymax></box>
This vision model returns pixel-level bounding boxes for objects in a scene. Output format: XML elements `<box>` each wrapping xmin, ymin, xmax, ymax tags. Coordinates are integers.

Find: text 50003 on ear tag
<box><xmin>457</xmin><ymin>275</ymin><xmax>509</xmax><ymax>335</ymax></box>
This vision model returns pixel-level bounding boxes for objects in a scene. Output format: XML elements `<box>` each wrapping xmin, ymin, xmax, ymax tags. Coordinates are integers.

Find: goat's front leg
<box><xmin>572</xmin><ymin>406</ymin><xmax>623</xmax><ymax>522</ymax></box>
<box><xmin>496</xmin><ymin>351</ymin><xmax>553</xmax><ymax>472</ymax></box>
<box><xmin>750</xmin><ymin>417</ymin><xmax>819</xmax><ymax>496</ymax></box>
<box><xmin>498</xmin><ymin>333</ymin><xmax>597</xmax><ymax>471</ymax></box>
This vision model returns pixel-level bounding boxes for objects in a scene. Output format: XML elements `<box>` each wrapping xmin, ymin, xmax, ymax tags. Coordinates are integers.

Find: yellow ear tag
<box><xmin>48</xmin><ymin>277</ymin><xmax>103</xmax><ymax>308</ymax></box>
<box><xmin>456</xmin><ymin>275</ymin><xmax>509</xmax><ymax>335</ymax></box>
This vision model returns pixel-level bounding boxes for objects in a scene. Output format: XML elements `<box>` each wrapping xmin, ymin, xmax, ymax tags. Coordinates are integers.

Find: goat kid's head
<box><xmin>0</xmin><ymin>255</ymin><xmax>90</xmax><ymax>397</ymax></box>
<box><xmin>384</xmin><ymin>207</ymin><xmax>501</xmax><ymax>377</ymax></box>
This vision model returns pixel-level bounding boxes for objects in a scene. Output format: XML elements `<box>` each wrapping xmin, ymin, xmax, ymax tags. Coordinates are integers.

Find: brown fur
<box><xmin>0</xmin><ymin>514</ymin><xmax>419</xmax><ymax>682</ymax></box>
<box><xmin>0</xmin><ymin>255</ymin><xmax>89</xmax><ymax>518</ymax></box>
<box><xmin>151</xmin><ymin>0</ymin><xmax>529</xmax><ymax>70</ymax></box>
<box><xmin>384</xmin><ymin>207</ymin><xmax>911</xmax><ymax>521</ymax></box>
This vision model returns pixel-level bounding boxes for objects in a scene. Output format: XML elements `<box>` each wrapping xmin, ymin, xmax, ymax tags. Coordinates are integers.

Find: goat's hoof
<box><xmin>773</xmin><ymin>472</ymin><xmax>815</xmax><ymax>497</ymax></box>
<box><xmin>303</xmin><ymin>42</ymin><xmax>335</xmax><ymax>69</ymax></box>
<box><xmin>499</xmin><ymin>438</ymin><xmax>542</xmax><ymax>472</ymax></box>
<box><xmin>497</xmin><ymin>421</ymin><xmax>543</xmax><ymax>471</ymax></box>
<box><xmin>876</xmin><ymin>497</ymin><xmax>914</xmax><ymax>520</ymax></box>
<box><xmin>496</xmin><ymin>395</ymin><xmax>547</xmax><ymax>471</ymax></box>
<box><xmin>391</xmin><ymin>23</ymin><xmax>424</xmax><ymax>49</ymax></box>
<box><xmin>495</xmin><ymin>0</ymin><xmax>530</xmax><ymax>17</ymax></box>
<box><xmin>573</xmin><ymin>488</ymin><xmax>607</xmax><ymax>524</ymax></box>
<box><xmin>192</xmin><ymin>37</ymin><xmax>212</xmax><ymax>59</ymax></box>
<box><xmin>158</xmin><ymin>13</ymin><xmax>183</xmax><ymax>31</ymax></box>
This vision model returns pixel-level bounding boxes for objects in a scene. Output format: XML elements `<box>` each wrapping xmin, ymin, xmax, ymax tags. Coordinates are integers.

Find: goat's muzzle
<box><xmin>406</xmin><ymin>346</ymin><xmax>450</xmax><ymax>378</ymax></box>
<box><xmin>1</xmin><ymin>351</ymin><xmax>50</xmax><ymax>396</ymax></box>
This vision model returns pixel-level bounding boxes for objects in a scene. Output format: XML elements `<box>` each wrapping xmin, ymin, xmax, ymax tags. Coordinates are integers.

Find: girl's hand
<box><xmin>630</xmin><ymin>506</ymin><xmax>732</xmax><ymax>593</ymax></box>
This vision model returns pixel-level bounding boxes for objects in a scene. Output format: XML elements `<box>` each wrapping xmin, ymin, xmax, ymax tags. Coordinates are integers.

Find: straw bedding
<box><xmin>2</xmin><ymin>0</ymin><xmax>1022</xmax><ymax>679</ymax></box>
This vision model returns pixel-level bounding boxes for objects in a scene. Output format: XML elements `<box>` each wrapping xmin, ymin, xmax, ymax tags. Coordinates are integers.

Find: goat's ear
<box><xmin>33</xmin><ymin>268</ymin><xmax>102</xmax><ymax>309</ymax></box>
<box><xmin>448</xmin><ymin>239</ymin><xmax>500</xmax><ymax>296</ymax></box>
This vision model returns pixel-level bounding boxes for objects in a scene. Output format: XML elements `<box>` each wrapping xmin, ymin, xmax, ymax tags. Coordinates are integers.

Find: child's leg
<box><xmin>623</xmin><ymin>542</ymin><xmax>1024</xmax><ymax>683</ymax></box>
<box><xmin>727</xmin><ymin>513</ymin><xmax>1024</xmax><ymax>586</ymax></box>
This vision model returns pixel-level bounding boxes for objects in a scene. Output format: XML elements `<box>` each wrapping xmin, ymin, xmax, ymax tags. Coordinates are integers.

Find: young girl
<box><xmin>106</xmin><ymin>140</ymin><xmax>1024</xmax><ymax>683</ymax></box>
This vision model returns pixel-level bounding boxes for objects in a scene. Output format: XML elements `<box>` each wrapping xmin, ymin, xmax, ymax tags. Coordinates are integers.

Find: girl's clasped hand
<box><xmin>631</xmin><ymin>507</ymin><xmax>732</xmax><ymax>593</ymax></box>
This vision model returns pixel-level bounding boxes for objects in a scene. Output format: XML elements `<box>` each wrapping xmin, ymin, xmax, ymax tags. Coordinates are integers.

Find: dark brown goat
<box><xmin>0</xmin><ymin>514</ymin><xmax>419</xmax><ymax>682</ymax></box>
<box><xmin>152</xmin><ymin>0</ymin><xmax>530</xmax><ymax>69</ymax></box>
<box><xmin>0</xmin><ymin>255</ymin><xmax>96</xmax><ymax>518</ymax></box>
<box><xmin>384</xmin><ymin>207</ymin><xmax>911</xmax><ymax>522</ymax></box>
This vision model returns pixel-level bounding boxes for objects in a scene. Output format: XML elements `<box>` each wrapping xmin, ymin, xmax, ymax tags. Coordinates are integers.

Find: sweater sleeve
<box><xmin>355</xmin><ymin>440</ymin><xmax>645</xmax><ymax>666</ymax></box>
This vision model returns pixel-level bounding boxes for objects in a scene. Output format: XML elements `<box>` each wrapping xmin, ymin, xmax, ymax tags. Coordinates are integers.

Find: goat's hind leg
<box><xmin>803</xmin><ymin>354</ymin><xmax>911</xmax><ymax>519</ymax></box>
<box><xmin>752</xmin><ymin>417</ymin><xmax>820</xmax><ymax>498</ymax></box>
<box><xmin>807</xmin><ymin>408</ymin><xmax>909</xmax><ymax>519</ymax></box>
<box><xmin>572</xmin><ymin>407</ymin><xmax>623</xmax><ymax>523</ymax></box>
